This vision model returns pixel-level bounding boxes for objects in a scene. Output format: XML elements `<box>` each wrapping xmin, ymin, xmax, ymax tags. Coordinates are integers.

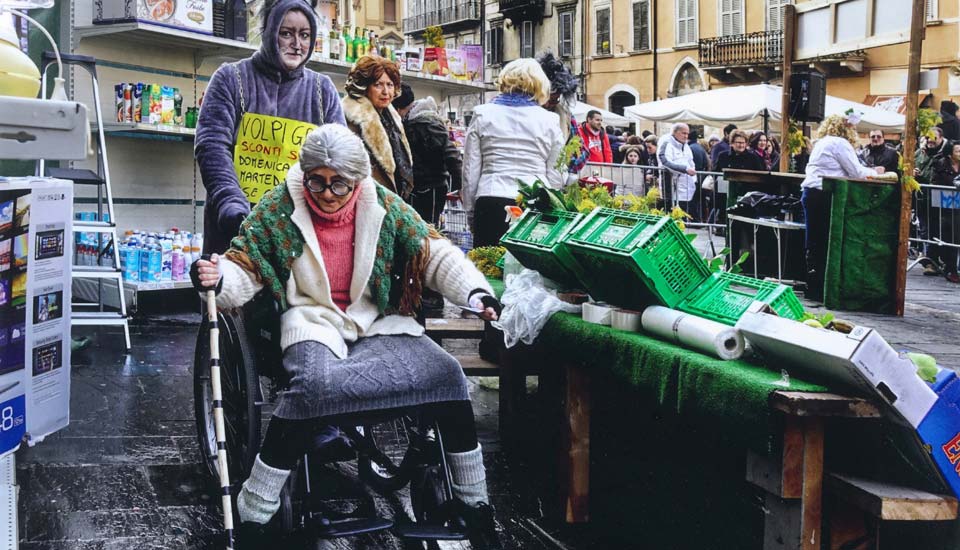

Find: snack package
<box><xmin>446</xmin><ymin>48</ymin><xmax>467</xmax><ymax>81</ymax></box>
<box><xmin>462</xmin><ymin>44</ymin><xmax>483</xmax><ymax>82</ymax></box>
<box><xmin>423</xmin><ymin>47</ymin><xmax>448</xmax><ymax>77</ymax></box>
<box><xmin>404</xmin><ymin>47</ymin><xmax>422</xmax><ymax>72</ymax></box>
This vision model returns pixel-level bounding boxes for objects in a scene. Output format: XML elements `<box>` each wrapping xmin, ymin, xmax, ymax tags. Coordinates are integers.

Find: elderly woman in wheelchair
<box><xmin>191</xmin><ymin>123</ymin><xmax>502</xmax><ymax>547</ymax></box>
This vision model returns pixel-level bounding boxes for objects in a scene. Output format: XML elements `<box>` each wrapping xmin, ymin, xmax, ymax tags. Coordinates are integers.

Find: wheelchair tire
<box><xmin>194</xmin><ymin>309</ymin><xmax>263</xmax><ymax>485</ymax></box>
<box><xmin>357</xmin><ymin>417</ymin><xmax>416</xmax><ymax>493</ymax></box>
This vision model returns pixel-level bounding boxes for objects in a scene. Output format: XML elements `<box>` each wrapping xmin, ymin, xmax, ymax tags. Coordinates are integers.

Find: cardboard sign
<box><xmin>233</xmin><ymin>113</ymin><xmax>317</xmax><ymax>204</ymax></box>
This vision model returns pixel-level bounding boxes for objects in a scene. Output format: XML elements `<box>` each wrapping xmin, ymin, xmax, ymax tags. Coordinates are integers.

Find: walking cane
<box><xmin>207</xmin><ymin>289</ymin><xmax>235</xmax><ymax>549</ymax></box>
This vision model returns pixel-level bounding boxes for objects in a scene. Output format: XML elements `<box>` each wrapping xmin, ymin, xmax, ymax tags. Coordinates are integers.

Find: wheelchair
<box><xmin>193</xmin><ymin>289</ymin><xmax>485</xmax><ymax>548</ymax></box>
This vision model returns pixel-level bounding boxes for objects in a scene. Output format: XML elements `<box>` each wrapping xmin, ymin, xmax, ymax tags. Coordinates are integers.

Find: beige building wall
<box><xmin>585</xmin><ymin>0</ymin><xmax>959</xmax><ymax>134</ymax></box>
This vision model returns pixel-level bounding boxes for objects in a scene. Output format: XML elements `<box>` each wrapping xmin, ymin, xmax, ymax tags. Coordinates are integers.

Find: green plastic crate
<box><xmin>499</xmin><ymin>209</ymin><xmax>584</xmax><ymax>287</ymax></box>
<box><xmin>678</xmin><ymin>271</ymin><xmax>804</xmax><ymax>326</ymax></box>
<box><xmin>561</xmin><ymin>208</ymin><xmax>710</xmax><ymax>309</ymax></box>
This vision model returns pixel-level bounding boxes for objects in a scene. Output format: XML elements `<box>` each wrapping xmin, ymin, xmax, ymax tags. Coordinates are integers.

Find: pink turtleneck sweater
<box><xmin>304</xmin><ymin>185</ymin><xmax>360</xmax><ymax>312</ymax></box>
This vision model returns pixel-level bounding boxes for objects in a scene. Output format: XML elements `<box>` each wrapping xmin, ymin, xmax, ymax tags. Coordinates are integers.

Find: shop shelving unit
<box><xmin>62</xmin><ymin>1</ymin><xmax>491</xmax><ymax>305</ymax></box>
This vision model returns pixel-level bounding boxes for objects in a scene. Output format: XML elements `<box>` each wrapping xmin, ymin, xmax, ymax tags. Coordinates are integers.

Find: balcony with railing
<box><xmin>497</xmin><ymin>0</ymin><xmax>545</xmax><ymax>23</ymax></box>
<box><xmin>699</xmin><ymin>30</ymin><xmax>865</xmax><ymax>82</ymax></box>
<box><xmin>403</xmin><ymin>1</ymin><xmax>482</xmax><ymax>36</ymax></box>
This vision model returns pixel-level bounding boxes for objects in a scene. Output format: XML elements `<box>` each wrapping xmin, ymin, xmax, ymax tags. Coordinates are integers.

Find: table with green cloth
<box><xmin>502</xmin><ymin>311</ymin><xmax>887</xmax><ymax>550</ymax></box>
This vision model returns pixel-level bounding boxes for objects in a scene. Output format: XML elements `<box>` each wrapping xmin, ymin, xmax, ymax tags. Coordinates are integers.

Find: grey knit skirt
<box><xmin>273</xmin><ymin>334</ymin><xmax>470</xmax><ymax>420</ymax></box>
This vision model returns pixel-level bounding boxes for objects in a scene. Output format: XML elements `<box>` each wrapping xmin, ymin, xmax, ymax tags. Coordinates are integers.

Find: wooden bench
<box><xmin>425</xmin><ymin>318</ymin><xmax>500</xmax><ymax>377</ymax></box>
<box><xmin>826</xmin><ymin>473</ymin><xmax>958</xmax><ymax>549</ymax></box>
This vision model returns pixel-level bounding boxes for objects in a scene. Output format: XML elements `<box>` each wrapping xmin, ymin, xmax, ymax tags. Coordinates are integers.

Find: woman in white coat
<box><xmin>461</xmin><ymin>59</ymin><xmax>564</xmax><ymax>247</ymax></box>
<box><xmin>800</xmin><ymin>113</ymin><xmax>883</xmax><ymax>301</ymax></box>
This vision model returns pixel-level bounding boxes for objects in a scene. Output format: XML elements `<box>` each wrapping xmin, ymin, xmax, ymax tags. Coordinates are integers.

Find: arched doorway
<box><xmin>608</xmin><ymin>91</ymin><xmax>637</xmax><ymax>117</ymax></box>
<box><xmin>671</xmin><ymin>62</ymin><xmax>704</xmax><ymax>97</ymax></box>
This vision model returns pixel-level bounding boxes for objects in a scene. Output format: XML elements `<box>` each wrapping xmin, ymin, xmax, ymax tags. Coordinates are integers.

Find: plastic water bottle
<box><xmin>160</xmin><ymin>233</ymin><xmax>173</xmax><ymax>281</ymax></box>
<box><xmin>171</xmin><ymin>235</ymin><xmax>184</xmax><ymax>281</ymax></box>
<box><xmin>191</xmin><ymin>233</ymin><xmax>203</xmax><ymax>263</ymax></box>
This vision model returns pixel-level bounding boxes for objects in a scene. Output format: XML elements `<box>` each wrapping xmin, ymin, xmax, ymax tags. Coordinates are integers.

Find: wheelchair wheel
<box><xmin>194</xmin><ymin>309</ymin><xmax>263</xmax><ymax>485</ymax></box>
<box><xmin>357</xmin><ymin>416</ymin><xmax>418</xmax><ymax>493</ymax></box>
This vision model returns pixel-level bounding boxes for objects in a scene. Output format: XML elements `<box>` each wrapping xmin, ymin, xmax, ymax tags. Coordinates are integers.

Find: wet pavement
<box><xmin>15</xmin><ymin>316</ymin><xmax>592</xmax><ymax>549</ymax></box>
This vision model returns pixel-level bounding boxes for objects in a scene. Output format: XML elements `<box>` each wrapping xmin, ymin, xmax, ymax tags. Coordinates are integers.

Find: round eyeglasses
<box><xmin>304</xmin><ymin>175</ymin><xmax>354</xmax><ymax>196</ymax></box>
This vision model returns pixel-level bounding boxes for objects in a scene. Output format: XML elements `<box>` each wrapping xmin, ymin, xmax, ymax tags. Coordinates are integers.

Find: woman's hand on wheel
<box><xmin>190</xmin><ymin>254</ymin><xmax>222</xmax><ymax>292</ymax></box>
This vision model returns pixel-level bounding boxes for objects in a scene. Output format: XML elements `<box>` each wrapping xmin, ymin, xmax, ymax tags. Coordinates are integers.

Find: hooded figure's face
<box><xmin>277</xmin><ymin>10</ymin><xmax>312</xmax><ymax>71</ymax></box>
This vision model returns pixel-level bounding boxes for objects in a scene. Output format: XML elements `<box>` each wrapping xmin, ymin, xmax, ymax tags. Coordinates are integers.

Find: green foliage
<box><xmin>423</xmin><ymin>26</ymin><xmax>445</xmax><ymax>47</ymax></box>
<box><xmin>800</xmin><ymin>311</ymin><xmax>835</xmax><ymax>326</ymax></box>
<box><xmin>707</xmin><ymin>247</ymin><xmax>750</xmax><ymax>274</ymax></box>
<box><xmin>784</xmin><ymin>120</ymin><xmax>805</xmax><ymax>157</ymax></box>
<box><xmin>556</xmin><ymin>135</ymin><xmax>585</xmax><ymax>170</ymax></box>
<box><xmin>907</xmin><ymin>352</ymin><xmax>939</xmax><ymax>383</ymax></box>
<box><xmin>917</xmin><ymin>108</ymin><xmax>942</xmax><ymax>141</ymax></box>
<box><xmin>467</xmin><ymin>246</ymin><xmax>506</xmax><ymax>278</ymax></box>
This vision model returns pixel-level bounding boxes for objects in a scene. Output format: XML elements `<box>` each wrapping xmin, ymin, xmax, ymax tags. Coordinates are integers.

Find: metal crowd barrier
<box><xmin>576</xmin><ymin>162</ymin><xmax>727</xmax><ymax>234</ymax></box>
<box><xmin>910</xmin><ymin>183</ymin><xmax>960</xmax><ymax>272</ymax></box>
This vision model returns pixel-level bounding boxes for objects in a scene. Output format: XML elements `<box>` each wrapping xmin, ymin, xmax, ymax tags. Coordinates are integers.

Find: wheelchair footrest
<box><xmin>393</xmin><ymin>523</ymin><xmax>469</xmax><ymax>541</ymax></box>
<box><xmin>312</xmin><ymin>516</ymin><xmax>394</xmax><ymax>538</ymax></box>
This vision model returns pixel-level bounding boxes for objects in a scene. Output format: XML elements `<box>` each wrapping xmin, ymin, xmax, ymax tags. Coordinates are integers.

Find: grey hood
<box><xmin>407</xmin><ymin>97</ymin><xmax>445</xmax><ymax>124</ymax></box>
<box><xmin>251</xmin><ymin>0</ymin><xmax>317</xmax><ymax>81</ymax></box>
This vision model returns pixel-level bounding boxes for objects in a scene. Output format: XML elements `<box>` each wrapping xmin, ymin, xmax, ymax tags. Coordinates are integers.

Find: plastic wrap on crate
<box><xmin>499</xmin><ymin>209</ymin><xmax>584</xmax><ymax>288</ymax></box>
<box><xmin>561</xmin><ymin>208</ymin><xmax>710</xmax><ymax>309</ymax></box>
<box><xmin>678</xmin><ymin>272</ymin><xmax>804</xmax><ymax>326</ymax></box>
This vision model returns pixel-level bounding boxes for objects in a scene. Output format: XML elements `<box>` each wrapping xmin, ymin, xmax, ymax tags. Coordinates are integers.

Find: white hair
<box><xmin>671</xmin><ymin>122</ymin><xmax>689</xmax><ymax>135</ymax></box>
<box><xmin>299</xmin><ymin>124</ymin><xmax>371</xmax><ymax>181</ymax></box>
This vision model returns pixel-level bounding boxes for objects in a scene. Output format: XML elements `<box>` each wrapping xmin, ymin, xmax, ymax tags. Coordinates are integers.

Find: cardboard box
<box><xmin>736</xmin><ymin>302</ymin><xmax>938</xmax><ymax>428</ymax></box>
<box><xmin>917</xmin><ymin>368</ymin><xmax>960</xmax><ymax>496</ymax></box>
<box><xmin>94</xmin><ymin>0</ymin><xmax>213</xmax><ymax>35</ymax></box>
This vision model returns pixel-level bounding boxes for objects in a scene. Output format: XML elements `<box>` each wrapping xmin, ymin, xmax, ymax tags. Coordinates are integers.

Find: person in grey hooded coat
<box><xmin>195</xmin><ymin>0</ymin><xmax>345</xmax><ymax>254</ymax></box>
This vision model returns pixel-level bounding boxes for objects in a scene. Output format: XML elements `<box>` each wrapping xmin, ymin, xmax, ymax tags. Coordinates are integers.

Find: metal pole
<box><xmin>896</xmin><ymin>0</ymin><xmax>926</xmax><ymax>317</ymax></box>
<box><xmin>779</xmin><ymin>4</ymin><xmax>796</xmax><ymax>173</ymax></box>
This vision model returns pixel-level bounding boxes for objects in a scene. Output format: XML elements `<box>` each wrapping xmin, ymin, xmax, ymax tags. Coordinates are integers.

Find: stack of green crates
<box><xmin>499</xmin><ymin>209</ymin><xmax>584</xmax><ymax>287</ymax></box>
<box><xmin>561</xmin><ymin>208</ymin><xmax>711</xmax><ymax>309</ymax></box>
<box><xmin>678</xmin><ymin>271</ymin><xmax>804</xmax><ymax>326</ymax></box>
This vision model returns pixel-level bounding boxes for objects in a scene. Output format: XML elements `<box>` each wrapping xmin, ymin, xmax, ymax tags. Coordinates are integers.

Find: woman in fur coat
<box><xmin>342</xmin><ymin>55</ymin><xmax>415</xmax><ymax>200</ymax></box>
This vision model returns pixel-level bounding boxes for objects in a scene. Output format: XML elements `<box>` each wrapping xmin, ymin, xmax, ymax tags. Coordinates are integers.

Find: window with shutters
<box><xmin>559</xmin><ymin>11</ymin><xmax>574</xmax><ymax>57</ymax></box>
<box><xmin>521</xmin><ymin>20</ymin><xmax>535</xmax><ymax>58</ymax></box>
<box><xmin>675</xmin><ymin>0</ymin><xmax>698</xmax><ymax>47</ymax></box>
<box><xmin>383</xmin><ymin>0</ymin><xmax>396</xmax><ymax>24</ymax></box>
<box><xmin>766</xmin><ymin>0</ymin><xmax>791</xmax><ymax>32</ymax></box>
<box><xmin>632</xmin><ymin>0</ymin><xmax>650</xmax><ymax>52</ymax></box>
<box><xmin>485</xmin><ymin>25</ymin><xmax>503</xmax><ymax>66</ymax></box>
<box><xmin>595</xmin><ymin>7</ymin><xmax>611</xmax><ymax>55</ymax></box>
<box><xmin>719</xmin><ymin>0</ymin><xmax>744</xmax><ymax>37</ymax></box>
<box><xmin>926</xmin><ymin>0</ymin><xmax>938</xmax><ymax>20</ymax></box>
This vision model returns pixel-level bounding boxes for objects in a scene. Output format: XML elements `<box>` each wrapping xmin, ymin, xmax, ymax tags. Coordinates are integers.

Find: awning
<box><xmin>623</xmin><ymin>84</ymin><xmax>905</xmax><ymax>133</ymax></box>
<box><xmin>571</xmin><ymin>101</ymin><xmax>632</xmax><ymax>127</ymax></box>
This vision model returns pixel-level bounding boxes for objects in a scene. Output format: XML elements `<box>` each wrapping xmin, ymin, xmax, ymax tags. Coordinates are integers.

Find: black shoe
<box><xmin>234</xmin><ymin>521</ymin><xmax>271</xmax><ymax>549</ymax></box>
<box><xmin>460</xmin><ymin>502</ymin><xmax>503</xmax><ymax>550</ymax></box>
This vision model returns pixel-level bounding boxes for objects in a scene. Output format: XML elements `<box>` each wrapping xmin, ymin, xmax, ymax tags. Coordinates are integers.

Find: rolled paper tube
<box><xmin>611</xmin><ymin>308</ymin><xmax>642</xmax><ymax>332</ymax></box>
<box><xmin>582</xmin><ymin>301</ymin><xmax>613</xmax><ymax>325</ymax></box>
<box><xmin>640</xmin><ymin>306</ymin><xmax>746</xmax><ymax>361</ymax></box>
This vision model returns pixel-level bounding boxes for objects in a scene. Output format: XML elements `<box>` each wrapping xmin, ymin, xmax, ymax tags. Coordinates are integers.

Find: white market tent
<box><xmin>571</xmin><ymin>101</ymin><xmax>632</xmax><ymax>127</ymax></box>
<box><xmin>623</xmin><ymin>84</ymin><xmax>905</xmax><ymax>133</ymax></box>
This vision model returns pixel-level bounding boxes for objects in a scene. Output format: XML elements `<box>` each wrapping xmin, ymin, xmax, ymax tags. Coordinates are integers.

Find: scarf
<box><xmin>492</xmin><ymin>92</ymin><xmax>539</xmax><ymax>107</ymax></box>
<box><xmin>224</xmin><ymin>182</ymin><xmax>442</xmax><ymax>315</ymax></box>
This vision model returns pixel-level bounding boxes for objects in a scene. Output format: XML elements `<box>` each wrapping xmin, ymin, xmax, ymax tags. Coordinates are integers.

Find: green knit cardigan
<box><xmin>225</xmin><ymin>182</ymin><xmax>434</xmax><ymax>314</ymax></box>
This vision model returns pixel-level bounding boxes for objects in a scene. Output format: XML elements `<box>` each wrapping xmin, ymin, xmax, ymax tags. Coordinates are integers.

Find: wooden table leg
<box><xmin>800</xmin><ymin>417</ymin><xmax>825</xmax><ymax>550</ymax></box>
<box><xmin>562</xmin><ymin>362</ymin><xmax>591</xmax><ymax>523</ymax></box>
<box><xmin>498</xmin><ymin>343</ymin><xmax>529</xmax><ymax>443</ymax></box>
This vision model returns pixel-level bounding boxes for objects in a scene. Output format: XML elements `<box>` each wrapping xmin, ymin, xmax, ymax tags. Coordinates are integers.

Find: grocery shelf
<box><xmin>98</xmin><ymin>122</ymin><xmax>196</xmax><ymax>138</ymax></box>
<box><xmin>75</xmin><ymin>22</ymin><xmax>492</xmax><ymax>95</ymax></box>
<box><xmin>124</xmin><ymin>280</ymin><xmax>195</xmax><ymax>292</ymax></box>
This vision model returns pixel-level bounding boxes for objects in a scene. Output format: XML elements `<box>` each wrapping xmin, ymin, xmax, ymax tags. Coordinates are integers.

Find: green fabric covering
<box><xmin>823</xmin><ymin>179</ymin><xmax>900</xmax><ymax>313</ymax></box>
<box><xmin>536</xmin><ymin>312</ymin><xmax>827</xmax><ymax>453</ymax></box>
<box><xmin>486</xmin><ymin>277</ymin><xmax>505</xmax><ymax>299</ymax></box>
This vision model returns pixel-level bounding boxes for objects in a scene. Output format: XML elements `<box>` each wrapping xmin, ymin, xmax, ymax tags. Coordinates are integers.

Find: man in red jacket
<box><xmin>578</xmin><ymin>110</ymin><xmax>613</xmax><ymax>164</ymax></box>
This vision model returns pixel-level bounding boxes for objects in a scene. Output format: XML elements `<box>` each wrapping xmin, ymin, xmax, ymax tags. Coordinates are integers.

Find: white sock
<box><xmin>446</xmin><ymin>444</ymin><xmax>488</xmax><ymax>507</ymax></box>
<box><xmin>237</xmin><ymin>454</ymin><xmax>290</xmax><ymax>524</ymax></box>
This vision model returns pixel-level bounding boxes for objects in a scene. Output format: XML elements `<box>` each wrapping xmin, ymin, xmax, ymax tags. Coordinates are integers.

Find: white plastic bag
<box><xmin>492</xmin><ymin>269</ymin><xmax>582</xmax><ymax>348</ymax></box>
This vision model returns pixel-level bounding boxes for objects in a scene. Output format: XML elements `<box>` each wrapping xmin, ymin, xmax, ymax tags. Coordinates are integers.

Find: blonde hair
<box><xmin>495</xmin><ymin>58</ymin><xmax>551</xmax><ymax>105</ymax></box>
<box><xmin>817</xmin><ymin>114</ymin><xmax>858</xmax><ymax>146</ymax></box>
